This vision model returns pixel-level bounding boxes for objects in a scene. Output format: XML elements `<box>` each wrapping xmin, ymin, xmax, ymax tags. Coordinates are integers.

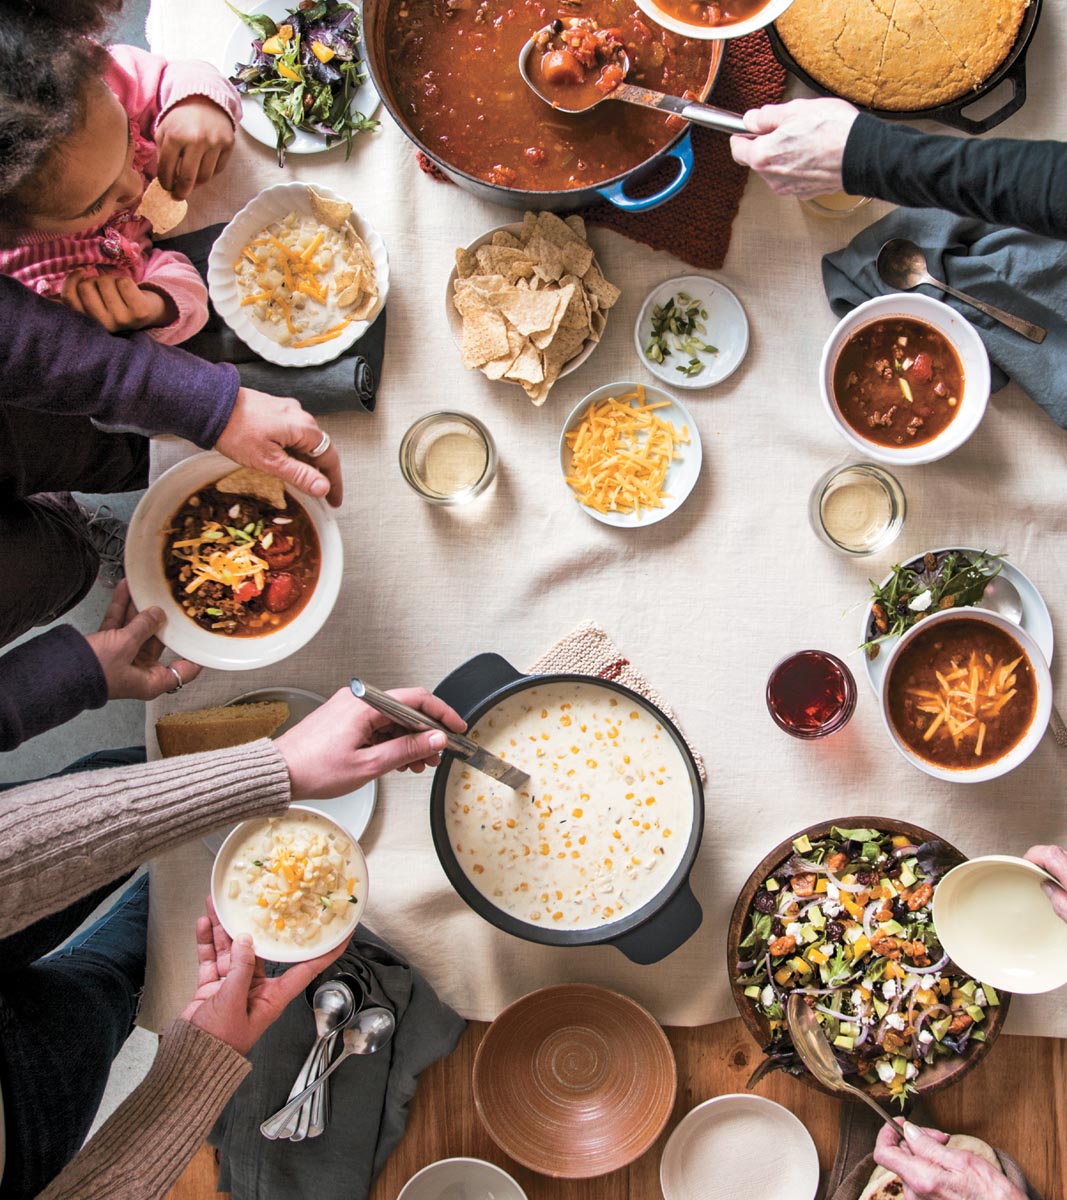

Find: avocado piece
<box><xmin>793</xmin><ymin>834</ymin><xmax>812</xmax><ymax>854</ymax></box>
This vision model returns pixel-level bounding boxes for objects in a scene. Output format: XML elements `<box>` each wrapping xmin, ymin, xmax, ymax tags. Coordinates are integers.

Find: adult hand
<box><xmin>155</xmin><ymin>97</ymin><xmax>236</xmax><ymax>200</ymax></box>
<box><xmin>214</xmin><ymin>388</ymin><xmax>343</xmax><ymax>508</ymax></box>
<box><xmin>180</xmin><ymin>899</ymin><xmax>345</xmax><ymax>1056</ymax></box>
<box><xmin>873</xmin><ymin>1121</ymin><xmax>1026</xmax><ymax>1200</ymax></box>
<box><xmin>1024</xmin><ymin>844</ymin><xmax>1067</xmax><ymax>922</ymax></box>
<box><xmin>59</xmin><ymin>269</ymin><xmax>176</xmax><ymax>333</ymax></box>
<box><xmin>729</xmin><ymin>97</ymin><xmax>861</xmax><ymax>198</ymax></box>
<box><xmin>84</xmin><ymin>579</ymin><xmax>201</xmax><ymax>700</ymax></box>
<box><xmin>275</xmin><ymin>686</ymin><xmax>468</xmax><ymax>801</ymax></box>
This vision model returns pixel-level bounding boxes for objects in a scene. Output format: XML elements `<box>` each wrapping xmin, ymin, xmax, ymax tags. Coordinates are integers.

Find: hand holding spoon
<box><xmin>876</xmin><ymin>238</ymin><xmax>1046</xmax><ymax>344</ymax></box>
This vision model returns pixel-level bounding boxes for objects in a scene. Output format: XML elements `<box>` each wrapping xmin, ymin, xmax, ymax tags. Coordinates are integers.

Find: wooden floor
<box><xmin>170</xmin><ymin>1020</ymin><xmax>1066</xmax><ymax>1199</ymax></box>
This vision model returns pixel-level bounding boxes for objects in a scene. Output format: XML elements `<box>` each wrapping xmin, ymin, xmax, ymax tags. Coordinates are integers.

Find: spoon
<box><xmin>282</xmin><ymin>980</ymin><xmax>354</xmax><ymax>1141</ymax></box>
<box><xmin>975</xmin><ymin>574</ymin><xmax>1067</xmax><ymax>748</ymax></box>
<box><xmin>260</xmin><ymin>1008</ymin><xmax>396</xmax><ymax>1140</ymax></box>
<box><xmin>876</xmin><ymin>238</ymin><xmax>1046</xmax><ymax>344</ymax></box>
<box><xmin>518</xmin><ymin>25</ymin><xmax>750</xmax><ymax>136</ymax></box>
<box><xmin>785</xmin><ymin>994</ymin><xmax>900</xmax><ymax>1132</ymax></box>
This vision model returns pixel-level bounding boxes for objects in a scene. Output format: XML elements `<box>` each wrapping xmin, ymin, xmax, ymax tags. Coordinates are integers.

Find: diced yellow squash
<box><xmin>808</xmin><ymin>947</ymin><xmax>829</xmax><ymax>966</ymax></box>
<box><xmin>790</xmin><ymin>956</ymin><xmax>812</xmax><ymax>976</ymax></box>
<box><xmin>277</xmin><ymin>62</ymin><xmax>302</xmax><ymax>82</ymax></box>
<box><xmin>311</xmin><ymin>39</ymin><xmax>335</xmax><ymax>62</ymax></box>
<box><xmin>261</xmin><ymin>35</ymin><xmax>284</xmax><ymax>55</ymax></box>
<box><xmin>852</xmin><ymin>934</ymin><xmax>871</xmax><ymax>960</ymax></box>
<box><xmin>891</xmin><ymin>835</ymin><xmax>910</xmax><ymax>848</ymax></box>
<box><xmin>815</xmin><ymin>878</ymin><xmax>829</xmax><ymax>894</ymax></box>
<box><xmin>774</xmin><ymin>967</ymin><xmax>793</xmax><ymax>986</ymax></box>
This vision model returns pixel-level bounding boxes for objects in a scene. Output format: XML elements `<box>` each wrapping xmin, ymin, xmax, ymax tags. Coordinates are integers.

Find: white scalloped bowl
<box><xmin>207</xmin><ymin>181</ymin><xmax>389</xmax><ymax>368</ymax></box>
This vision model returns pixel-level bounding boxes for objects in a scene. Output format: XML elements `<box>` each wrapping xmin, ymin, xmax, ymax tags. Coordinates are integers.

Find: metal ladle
<box><xmin>876</xmin><ymin>238</ymin><xmax>1046</xmax><ymax>344</ymax></box>
<box><xmin>785</xmin><ymin>993</ymin><xmax>901</xmax><ymax>1132</ymax></box>
<box><xmin>518</xmin><ymin>25</ymin><xmax>750</xmax><ymax>136</ymax></box>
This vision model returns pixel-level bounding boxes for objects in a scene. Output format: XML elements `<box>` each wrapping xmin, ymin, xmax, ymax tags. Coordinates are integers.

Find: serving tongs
<box><xmin>349</xmin><ymin>679</ymin><xmax>531</xmax><ymax>790</ymax></box>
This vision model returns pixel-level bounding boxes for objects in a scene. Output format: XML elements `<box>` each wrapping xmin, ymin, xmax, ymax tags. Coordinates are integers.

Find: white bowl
<box><xmin>879</xmin><ymin>608</ymin><xmax>1052</xmax><ymax>783</ymax></box>
<box><xmin>635</xmin><ymin>0</ymin><xmax>797</xmax><ymax>39</ymax></box>
<box><xmin>660</xmin><ymin>1095</ymin><xmax>819</xmax><ymax>1200</ymax></box>
<box><xmin>210</xmin><ymin>805</ymin><xmax>366</xmax><ymax>963</ymax></box>
<box><xmin>933</xmin><ymin>856</ymin><xmax>1067</xmax><ymax>994</ymax></box>
<box><xmin>207</xmin><ymin>181</ymin><xmax>389</xmax><ymax>367</ymax></box>
<box><xmin>397</xmin><ymin>1158</ymin><xmax>528</xmax><ymax>1200</ymax></box>
<box><xmin>820</xmin><ymin>294</ymin><xmax>990</xmax><ymax>465</ymax></box>
<box><xmin>559</xmin><ymin>381</ymin><xmax>703</xmax><ymax>528</ymax></box>
<box><xmin>125</xmin><ymin>450</ymin><xmax>343</xmax><ymax>671</ymax></box>
<box><xmin>634</xmin><ymin>274</ymin><xmax>749</xmax><ymax>389</ymax></box>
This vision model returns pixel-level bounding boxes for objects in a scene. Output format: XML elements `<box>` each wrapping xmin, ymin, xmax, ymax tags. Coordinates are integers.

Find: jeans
<box><xmin>0</xmin><ymin>747</ymin><xmax>149</xmax><ymax>1199</ymax></box>
<box><xmin>0</xmin><ymin>405</ymin><xmax>148</xmax><ymax>647</ymax></box>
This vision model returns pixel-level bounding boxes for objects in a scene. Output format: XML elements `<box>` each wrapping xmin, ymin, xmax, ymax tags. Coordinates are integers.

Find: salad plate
<box><xmin>222</xmin><ymin>0</ymin><xmax>381</xmax><ymax>160</ymax></box>
<box><xmin>860</xmin><ymin>546</ymin><xmax>1054</xmax><ymax>694</ymax></box>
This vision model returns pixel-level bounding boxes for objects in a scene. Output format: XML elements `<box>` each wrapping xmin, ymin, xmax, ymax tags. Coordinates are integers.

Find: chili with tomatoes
<box><xmin>655</xmin><ymin>0</ymin><xmax>770</xmax><ymax>28</ymax></box>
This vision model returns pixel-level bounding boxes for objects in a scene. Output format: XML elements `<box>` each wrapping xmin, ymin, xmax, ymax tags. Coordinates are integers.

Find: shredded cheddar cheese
<box><xmin>170</xmin><ymin>521</ymin><xmax>269</xmax><ymax>596</ymax></box>
<box><xmin>908</xmin><ymin>650</ymin><xmax>1024</xmax><ymax>756</ymax></box>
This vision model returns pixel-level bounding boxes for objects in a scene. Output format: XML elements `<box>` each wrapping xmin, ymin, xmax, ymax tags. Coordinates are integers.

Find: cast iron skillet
<box><xmin>769</xmin><ymin>0</ymin><xmax>1042</xmax><ymax>135</ymax></box>
<box><xmin>431</xmin><ymin>653</ymin><xmax>705</xmax><ymax>964</ymax></box>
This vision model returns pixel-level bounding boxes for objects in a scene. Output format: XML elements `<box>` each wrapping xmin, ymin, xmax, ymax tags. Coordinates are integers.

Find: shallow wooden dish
<box><xmin>472</xmin><ymin>984</ymin><xmax>676</xmax><ymax>1178</ymax></box>
<box><xmin>727</xmin><ymin>816</ymin><xmax>1010</xmax><ymax>1104</ymax></box>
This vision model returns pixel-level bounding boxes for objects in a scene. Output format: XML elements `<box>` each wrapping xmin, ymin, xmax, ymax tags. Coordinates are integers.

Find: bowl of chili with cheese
<box><xmin>880</xmin><ymin>609</ymin><xmax>1051</xmax><ymax>783</ymax></box>
<box><xmin>126</xmin><ymin>452</ymin><xmax>343</xmax><ymax>671</ymax></box>
<box><xmin>820</xmin><ymin>295</ymin><xmax>990</xmax><ymax>466</ymax></box>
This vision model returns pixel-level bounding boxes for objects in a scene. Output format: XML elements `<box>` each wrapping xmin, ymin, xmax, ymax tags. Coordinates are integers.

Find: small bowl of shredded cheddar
<box><xmin>559</xmin><ymin>382</ymin><xmax>703</xmax><ymax>527</ymax></box>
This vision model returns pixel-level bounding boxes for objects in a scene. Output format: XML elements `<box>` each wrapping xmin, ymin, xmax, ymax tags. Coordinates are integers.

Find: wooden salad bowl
<box><xmin>727</xmin><ymin>816</ymin><xmax>1011</xmax><ymax>1104</ymax></box>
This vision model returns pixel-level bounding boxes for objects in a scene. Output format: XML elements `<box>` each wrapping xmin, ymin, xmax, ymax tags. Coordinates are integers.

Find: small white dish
<box><xmin>221</xmin><ymin>0</ymin><xmax>381</xmax><ymax>157</ymax></box>
<box><xmin>559</xmin><ymin>381</ymin><xmax>703</xmax><ymax>528</ymax></box>
<box><xmin>444</xmin><ymin>222</ymin><xmax>603</xmax><ymax>381</ymax></box>
<box><xmin>878</xmin><ymin>608</ymin><xmax>1052</xmax><ymax>784</ymax></box>
<box><xmin>635</xmin><ymin>274</ymin><xmax>749</xmax><ymax>389</ymax></box>
<box><xmin>200</xmin><ymin>687</ymin><xmax>378</xmax><ymax>854</ymax></box>
<box><xmin>861</xmin><ymin>547</ymin><xmax>1054</xmax><ymax>694</ymax></box>
<box><xmin>397</xmin><ymin>1158</ymin><xmax>528</xmax><ymax>1200</ymax></box>
<box><xmin>635</xmin><ymin>0</ymin><xmax>797</xmax><ymax>39</ymax></box>
<box><xmin>660</xmin><ymin>1094</ymin><xmax>819</xmax><ymax>1200</ymax></box>
<box><xmin>210</xmin><ymin>804</ymin><xmax>367</xmax><ymax>963</ymax></box>
<box><xmin>821</xmin><ymin>293</ymin><xmax>990</xmax><ymax>465</ymax></box>
<box><xmin>207</xmin><ymin>181</ymin><xmax>389</xmax><ymax>368</ymax></box>
<box><xmin>125</xmin><ymin>450</ymin><xmax>343</xmax><ymax>672</ymax></box>
<box><xmin>933</xmin><ymin>856</ymin><xmax>1067</xmax><ymax>994</ymax></box>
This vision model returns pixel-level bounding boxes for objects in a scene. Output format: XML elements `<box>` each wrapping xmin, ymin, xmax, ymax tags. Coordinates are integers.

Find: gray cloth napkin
<box><xmin>825</xmin><ymin>1104</ymin><xmax>1044</xmax><ymax>1200</ymax></box>
<box><xmin>821</xmin><ymin>209</ymin><xmax>1067</xmax><ymax>429</ymax></box>
<box><xmin>209</xmin><ymin>926</ymin><xmax>466</xmax><ymax>1200</ymax></box>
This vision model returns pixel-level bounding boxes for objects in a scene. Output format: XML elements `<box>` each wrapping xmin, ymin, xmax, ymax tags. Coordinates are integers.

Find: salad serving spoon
<box><xmin>786</xmin><ymin>994</ymin><xmax>901</xmax><ymax>1132</ymax></box>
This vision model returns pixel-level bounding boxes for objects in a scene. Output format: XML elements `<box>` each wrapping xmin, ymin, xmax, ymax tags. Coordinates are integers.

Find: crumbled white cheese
<box><xmin>909</xmin><ymin>589</ymin><xmax>933</xmax><ymax>612</ymax></box>
<box><xmin>851</xmin><ymin>989</ymin><xmax>864</xmax><ymax>1008</ymax></box>
<box><xmin>876</xmin><ymin>1061</ymin><xmax>898</xmax><ymax>1084</ymax></box>
<box><xmin>882</xmin><ymin>979</ymin><xmax>899</xmax><ymax>999</ymax></box>
<box><xmin>885</xmin><ymin>1013</ymin><xmax>906</xmax><ymax>1031</ymax></box>
<box><xmin>906</xmin><ymin>1063</ymin><xmax>919</xmax><ymax>1080</ymax></box>
<box><xmin>975</xmin><ymin>988</ymin><xmax>987</xmax><ymax>1007</ymax></box>
<box><xmin>824</xmin><ymin>901</ymin><xmax>844</xmax><ymax>918</ymax></box>
<box><xmin>918</xmin><ymin>1029</ymin><xmax>934</xmax><ymax>1045</ymax></box>
<box><xmin>826</xmin><ymin>882</ymin><xmax>841</xmax><ymax>901</ymax></box>
<box><xmin>786</xmin><ymin>921</ymin><xmax>802</xmax><ymax>939</ymax></box>
<box><xmin>761</xmin><ymin>985</ymin><xmax>775</xmax><ymax>1008</ymax></box>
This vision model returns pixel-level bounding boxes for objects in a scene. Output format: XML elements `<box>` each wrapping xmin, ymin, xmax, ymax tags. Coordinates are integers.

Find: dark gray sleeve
<box><xmin>842</xmin><ymin>113</ymin><xmax>1067</xmax><ymax>239</ymax></box>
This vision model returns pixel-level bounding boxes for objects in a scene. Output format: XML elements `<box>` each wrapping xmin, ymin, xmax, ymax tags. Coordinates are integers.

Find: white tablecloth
<box><xmin>140</xmin><ymin>0</ymin><xmax>1067</xmax><ymax>1036</ymax></box>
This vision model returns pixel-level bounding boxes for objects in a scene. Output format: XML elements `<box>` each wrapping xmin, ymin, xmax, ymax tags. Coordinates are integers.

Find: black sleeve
<box><xmin>842</xmin><ymin>113</ymin><xmax>1067</xmax><ymax>239</ymax></box>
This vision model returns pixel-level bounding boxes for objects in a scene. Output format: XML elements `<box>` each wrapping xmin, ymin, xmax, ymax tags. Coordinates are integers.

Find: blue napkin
<box><xmin>822</xmin><ymin>209</ymin><xmax>1067</xmax><ymax>429</ymax></box>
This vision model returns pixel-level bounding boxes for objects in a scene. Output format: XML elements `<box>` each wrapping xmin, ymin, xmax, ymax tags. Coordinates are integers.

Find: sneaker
<box><xmin>79</xmin><ymin>503</ymin><xmax>127</xmax><ymax>588</ymax></box>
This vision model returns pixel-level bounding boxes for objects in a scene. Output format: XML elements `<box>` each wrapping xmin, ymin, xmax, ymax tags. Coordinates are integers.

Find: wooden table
<box><xmin>169</xmin><ymin>1020</ymin><xmax>1066</xmax><ymax>1199</ymax></box>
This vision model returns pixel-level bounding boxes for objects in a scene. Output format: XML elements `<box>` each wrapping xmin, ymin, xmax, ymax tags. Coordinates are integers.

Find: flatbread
<box><xmin>136</xmin><ymin>178</ymin><xmax>187</xmax><ymax>235</ymax></box>
<box><xmin>858</xmin><ymin>1135</ymin><xmax>1002</xmax><ymax>1200</ymax></box>
<box><xmin>215</xmin><ymin>467</ymin><xmax>287</xmax><ymax>510</ymax></box>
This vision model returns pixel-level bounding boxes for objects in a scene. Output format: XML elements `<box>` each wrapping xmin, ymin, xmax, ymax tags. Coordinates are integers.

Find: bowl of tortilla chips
<box><xmin>446</xmin><ymin>212</ymin><xmax>620</xmax><ymax>406</ymax></box>
<box><xmin>209</xmin><ymin>182</ymin><xmax>387</xmax><ymax>368</ymax></box>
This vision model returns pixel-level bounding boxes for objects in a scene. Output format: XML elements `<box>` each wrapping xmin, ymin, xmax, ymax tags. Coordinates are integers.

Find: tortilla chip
<box><xmin>216</xmin><ymin>467</ymin><xmax>287</xmax><ymax>510</ymax></box>
<box><xmin>564</xmin><ymin>214</ymin><xmax>587</xmax><ymax>239</ymax></box>
<box><xmin>582</xmin><ymin>262</ymin><xmax>621</xmax><ymax>309</ymax></box>
<box><xmin>460</xmin><ymin>309</ymin><xmax>511</xmax><ymax>369</ymax></box>
<box><xmin>475</xmin><ymin>245</ymin><xmax>529</xmax><ymax>275</ymax></box>
<box><xmin>455</xmin><ymin>247</ymin><xmax>478</xmax><ymax>278</ymax></box>
<box><xmin>533</xmin><ymin>210</ymin><xmax>584</xmax><ymax>248</ymax></box>
<box><xmin>491</xmin><ymin>230</ymin><xmax>523</xmax><ymax>249</ymax></box>
<box><xmin>307</xmin><ymin>186</ymin><xmax>353</xmax><ymax>231</ymax></box>
<box><xmin>136</xmin><ymin>178</ymin><xmax>187</xmax><ymax>235</ymax></box>
<box><xmin>505</xmin><ymin>340</ymin><xmax>545</xmax><ymax>386</ymax></box>
<box><xmin>493</xmin><ymin>287</ymin><xmax>564</xmax><ymax>337</ymax></box>
<box><xmin>525</xmin><ymin>235</ymin><xmax>565</xmax><ymax>282</ymax></box>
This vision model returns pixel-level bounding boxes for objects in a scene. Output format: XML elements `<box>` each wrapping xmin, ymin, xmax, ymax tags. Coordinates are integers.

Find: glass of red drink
<box><xmin>766</xmin><ymin>650</ymin><xmax>857</xmax><ymax>739</ymax></box>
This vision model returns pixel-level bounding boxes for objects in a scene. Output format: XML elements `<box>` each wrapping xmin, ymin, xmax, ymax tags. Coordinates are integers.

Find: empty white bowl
<box><xmin>635</xmin><ymin>0</ymin><xmax>797</xmax><ymax>40</ymax></box>
<box><xmin>125</xmin><ymin>450</ymin><xmax>343</xmax><ymax>671</ymax></box>
<box><xmin>397</xmin><ymin>1158</ymin><xmax>528</xmax><ymax>1200</ymax></box>
<box><xmin>820</xmin><ymin>293</ymin><xmax>990</xmax><ymax>465</ymax></box>
<box><xmin>933</xmin><ymin>856</ymin><xmax>1067</xmax><ymax>994</ymax></box>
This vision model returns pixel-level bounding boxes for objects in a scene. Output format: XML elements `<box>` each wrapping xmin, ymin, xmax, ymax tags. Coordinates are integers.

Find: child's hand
<box><xmin>60</xmin><ymin>269</ymin><xmax>177</xmax><ymax>333</ymax></box>
<box><xmin>155</xmin><ymin>98</ymin><xmax>235</xmax><ymax>200</ymax></box>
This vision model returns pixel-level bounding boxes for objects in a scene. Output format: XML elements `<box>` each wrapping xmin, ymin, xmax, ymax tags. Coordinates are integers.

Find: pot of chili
<box><xmin>362</xmin><ymin>0</ymin><xmax>724</xmax><ymax>212</ymax></box>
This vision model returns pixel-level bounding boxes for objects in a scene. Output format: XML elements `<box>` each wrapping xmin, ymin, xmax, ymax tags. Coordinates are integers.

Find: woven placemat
<box><xmin>528</xmin><ymin>620</ymin><xmax>707</xmax><ymax>781</ymax></box>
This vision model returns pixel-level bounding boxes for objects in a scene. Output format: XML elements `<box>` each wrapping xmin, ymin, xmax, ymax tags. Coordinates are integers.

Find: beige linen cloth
<box><xmin>141</xmin><ymin>0</ymin><xmax>1067</xmax><ymax>1033</ymax></box>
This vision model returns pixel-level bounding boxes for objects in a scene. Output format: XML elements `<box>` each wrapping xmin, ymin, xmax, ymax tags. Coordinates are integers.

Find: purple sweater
<box><xmin>0</xmin><ymin>275</ymin><xmax>239</xmax><ymax>753</ymax></box>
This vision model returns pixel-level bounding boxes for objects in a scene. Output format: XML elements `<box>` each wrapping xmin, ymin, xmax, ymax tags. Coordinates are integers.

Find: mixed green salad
<box><xmin>735</xmin><ymin>826</ymin><xmax>1000</xmax><ymax>1105</ymax></box>
<box><xmin>227</xmin><ymin>0</ymin><xmax>378</xmax><ymax>166</ymax></box>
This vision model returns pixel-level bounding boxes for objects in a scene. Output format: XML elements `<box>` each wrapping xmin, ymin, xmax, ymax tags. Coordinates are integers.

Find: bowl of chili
<box><xmin>635</xmin><ymin>0</ymin><xmax>797</xmax><ymax>40</ymax></box>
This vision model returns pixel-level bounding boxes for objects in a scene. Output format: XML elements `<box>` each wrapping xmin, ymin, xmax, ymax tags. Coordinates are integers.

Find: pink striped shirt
<box><xmin>0</xmin><ymin>45</ymin><xmax>241</xmax><ymax>345</ymax></box>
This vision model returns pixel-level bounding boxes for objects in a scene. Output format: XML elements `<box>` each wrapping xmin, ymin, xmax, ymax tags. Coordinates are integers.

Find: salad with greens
<box><xmin>735</xmin><ymin>826</ymin><xmax>1000</xmax><ymax>1105</ymax></box>
<box><xmin>227</xmin><ymin>0</ymin><xmax>378</xmax><ymax>166</ymax></box>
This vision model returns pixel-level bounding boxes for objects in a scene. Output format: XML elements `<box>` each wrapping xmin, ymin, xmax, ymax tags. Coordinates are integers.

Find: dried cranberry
<box><xmin>754</xmin><ymin>891</ymin><xmax>777</xmax><ymax>914</ymax></box>
<box><xmin>771</xmin><ymin>918</ymin><xmax>785</xmax><ymax>938</ymax></box>
<box><xmin>855</xmin><ymin>869</ymin><xmax>877</xmax><ymax>887</ymax></box>
<box><xmin>826</xmin><ymin>920</ymin><xmax>845</xmax><ymax>944</ymax></box>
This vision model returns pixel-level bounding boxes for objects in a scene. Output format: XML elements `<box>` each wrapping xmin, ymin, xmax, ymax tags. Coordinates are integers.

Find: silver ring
<box><xmin>308</xmin><ymin>432</ymin><xmax>331</xmax><ymax>459</ymax></box>
<box><xmin>166</xmin><ymin>665</ymin><xmax>184</xmax><ymax>694</ymax></box>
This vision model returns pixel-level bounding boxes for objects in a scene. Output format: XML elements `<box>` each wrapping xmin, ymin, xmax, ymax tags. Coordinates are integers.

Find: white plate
<box><xmin>559</xmin><ymin>381</ymin><xmax>703</xmax><ymax>528</ymax></box>
<box><xmin>125</xmin><ymin>450</ymin><xmax>343</xmax><ymax>672</ymax></box>
<box><xmin>635</xmin><ymin>274</ymin><xmax>749</xmax><ymax>389</ymax></box>
<box><xmin>861</xmin><ymin>546</ymin><xmax>1054</xmax><ymax>693</ymax></box>
<box><xmin>207</xmin><ymin>181</ymin><xmax>389</xmax><ymax>367</ymax></box>
<box><xmin>933</xmin><ymin>856</ymin><xmax>1067</xmax><ymax>994</ymax></box>
<box><xmin>222</xmin><ymin>0</ymin><xmax>381</xmax><ymax>157</ymax></box>
<box><xmin>660</xmin><ymin>1095</ymin><xmax>819</xmax><ymax>1200</ymax></box>
<box><xmin>444</xmin><ymin>222</ymin><xmax>605</xmax><ymax>383</ymax></box>
<box><xmin>398</xmin><ymin>1158</ymin><xmax>528</xmax><ymax>1200</ymax></box>
<box><xmin>201</xmin><ymin>687</ymin><xmax>378</xmax><ymax>854</ymax></box>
